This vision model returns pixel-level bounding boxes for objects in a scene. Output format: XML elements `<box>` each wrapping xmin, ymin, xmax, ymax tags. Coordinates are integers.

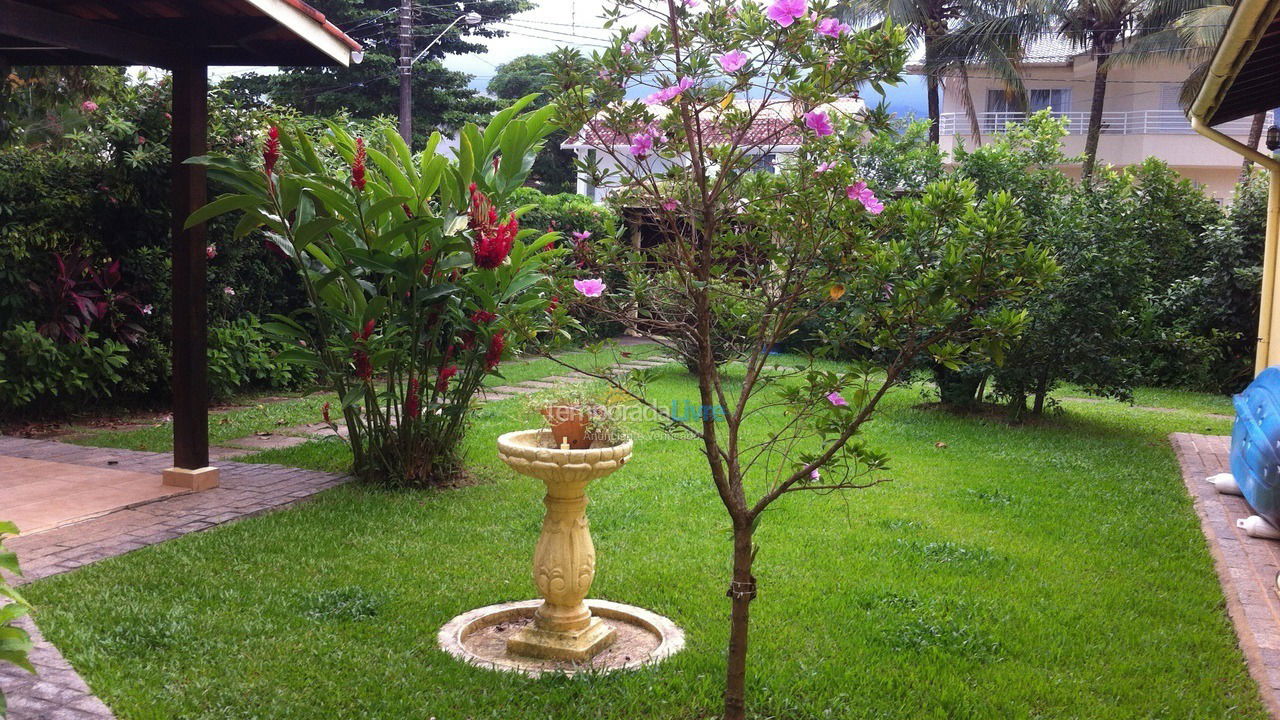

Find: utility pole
<box><xmin>398</xmin><ymin>0</ymin><xmax>413</xmax><ymax>145</ymax></box>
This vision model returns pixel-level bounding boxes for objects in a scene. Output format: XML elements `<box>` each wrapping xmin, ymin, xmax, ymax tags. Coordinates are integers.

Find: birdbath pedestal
<box><xmin>496</xmin><ymin>429</ymin><xmax>632</xmax><ymax>662</ymax></box>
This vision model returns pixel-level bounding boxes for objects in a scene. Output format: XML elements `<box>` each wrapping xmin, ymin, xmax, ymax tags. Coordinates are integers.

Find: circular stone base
<box><xmin>438</xmin><ymin>599</ymin><xmax>684</xmax><ymax>676</ymax></box>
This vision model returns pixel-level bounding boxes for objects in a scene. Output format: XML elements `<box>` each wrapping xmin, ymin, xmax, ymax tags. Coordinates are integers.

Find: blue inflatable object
<box><xmin>1231</xmin><ymin>367</ymin><xmax>1280</xmax><ymax>527</ymax></box>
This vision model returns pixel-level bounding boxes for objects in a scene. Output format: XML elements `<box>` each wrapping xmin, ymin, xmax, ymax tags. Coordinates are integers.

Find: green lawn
<box><xmin>23</xmin><ymin>363</ymin><xmax>1264</xmax><ymax>719</ymax></box>
<box><xmin>64</xmin><ymin>342</ymin><xmax>663</xmax><ymax>454</ymax></box>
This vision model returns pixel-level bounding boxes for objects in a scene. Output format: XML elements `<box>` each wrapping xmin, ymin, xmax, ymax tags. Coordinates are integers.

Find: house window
<box><xmin>751</xmin><ymin>153</ymin><xmax>777</xmax><ymax>173</ymax></box>
<box><xmin>1028</xmin><ymin>89</ymin><xmax>1070</xmax><ymax>113</ymax></box>
<box><xmin>987</xmin><ymin>89</ymin><xmax>1016</xmax><ymax>113</ymax></box>
<box><xmin>987</xmin><ymin>88</ymin><xmax>1071</xmax><ymax>113</ymax></box>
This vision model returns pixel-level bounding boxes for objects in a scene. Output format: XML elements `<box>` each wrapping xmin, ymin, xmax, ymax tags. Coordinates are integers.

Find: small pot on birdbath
<box><xmin>498</xmin><ymin>391</ymin><xmax>629</xmax><ymax>662</ymax></box>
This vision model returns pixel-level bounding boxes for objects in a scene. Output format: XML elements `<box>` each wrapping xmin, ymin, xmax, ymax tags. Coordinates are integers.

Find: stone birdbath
<box><xmin>494</xmin><ymin>429</ymin><xmax>632</xmax><ymax>661</ymax></box>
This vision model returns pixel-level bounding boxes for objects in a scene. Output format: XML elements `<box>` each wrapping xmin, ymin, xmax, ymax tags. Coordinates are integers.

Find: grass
<box><xmin>1054</xmin><ymin>383</ymin><xmax>1235</xmax><ymax>416</ymax></box>
<box><xmin>64</xmin><ymin>342</ymin><xmax>663</xmax><ymax>454</ymax></box>
<box><xmin>65</xmin><ymin>392</ymin><xmax>337</xmax><ymax>453</ymax></box>
<box><xmin>23</xmin><ymin>363</ymin><xmax>1266</xmax><ymax>719</ymax></box>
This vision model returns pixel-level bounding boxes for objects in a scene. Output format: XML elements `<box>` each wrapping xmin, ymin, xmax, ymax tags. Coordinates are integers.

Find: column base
<box><xmin>162</xmin><ymin>466</ymin><xmax>220</xmax><ymax>490</ymax></box>
<box><xmin>506</xmin><ymin>615</ymin><xmax>617</xmax><ymax>662</ymax></box>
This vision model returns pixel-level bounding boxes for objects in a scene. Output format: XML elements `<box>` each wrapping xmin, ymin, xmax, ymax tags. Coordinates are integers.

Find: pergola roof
<box><xmin>1191</xmin><ymin>0</ymin><xmax>1280</xmax><ymax>126</ymax></box>
<box><xmin>0</xmin><ymin>0</ymin><xmax>361</xmax><ymax>68</ymax></box>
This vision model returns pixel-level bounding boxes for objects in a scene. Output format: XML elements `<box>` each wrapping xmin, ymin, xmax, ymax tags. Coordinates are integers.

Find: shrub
<box><xmin>191</xmin><ymin>100</ymin><xmax>561</xmax><ymax>486</ymax></box>
<box><xmin>207</xmin><ymin>318</ymin><xmax>315</xmax><ymax>400</ymax></box>
<box><xmin>0</xmin><ymin>322</ymin><xmax>128</xmax><ymax>415</ymax></box>
<box><xmin>0</xmin><ymin>73</ymin><xmax>317</xmax><ymax>409</ymax></box>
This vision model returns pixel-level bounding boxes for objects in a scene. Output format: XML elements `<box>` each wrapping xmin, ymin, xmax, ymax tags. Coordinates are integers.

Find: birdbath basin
<box><xmin>496</xmin><ymin>429</ymin><xmax>632</xmax><ymax>662</ymax></box>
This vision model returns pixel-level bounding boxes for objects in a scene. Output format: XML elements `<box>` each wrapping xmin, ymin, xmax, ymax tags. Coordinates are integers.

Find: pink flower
<box><xmin>644</xmin><ymin>76</ymin><xmax>695</xmax><ymax>105</ymax></box>
<box><xmin>223</xmin><ymin>286</ymin><xmax>236</xmax><ymax>296</ymax></box>
<box><xmin>140</xmin><ymin>304</ymin><xmax>153</xmax><ymax>316</ymax></box>
<box><xmin>810</xmin><ymin>468</ymin><xmax>821</xmax><ymax>481</ymax></box>
<box><xmin>827</xmin><ymin>391</ymin><xmax>847</xmax><ymax>406</ymax></box>
<box><xmin>718</xmin><ymin>50</ymin><xmax>748</xmax><ymax>73</ymax></box>
<box><xmin>661</xmin><ymin>198</ymin><xmax>680</xmax><ymax>212</ymax></box>
<box><xmin>847</xmin><ymin>181</ymin><xmax>884</xmax><ymax>215</ymax></box>
<box><xmin>629</xmin><ymin>26</ymin><xmax>651</xmax><ymax>43</ymax></box>
<box><xmin>80</xmin><ymin>100</ymin><xmax>98</xmax><ymax>113</ymax></box>
<box><xmin>682</xmin><ymin>0</ymin><xmax>700</xmax><ymax>6</ymax></box>
<box><xmin>206</xmin><ymin>245</ymin><xmax>217</xmax><ymax>260</ymax></box>
<box><xmin>816</xmin><ymin>17</ymin><xmax>851</xmax><ymax>37</ymax></box>
<box><xmin>572</xmin><ymin>230</ymin><xmax>592</xmax><ymax>242</ymax></box>
<box><xmin>816</xmin><ymin>161</ymin><xmax>834</xmax><ymax>173</ymax></box>
<box><xmin>574</xmin><ymin>278</ymin><xmax>606</xmax><ymax>297</ymax></box>
<box><xmin>804</xmin><ymin>110</ymin><xmax>833</xmax><ymax>136</ymax></box>
<box><xmin>621</xmin><ymin>42</ymin><xmax>634</xmax><ymax>55</ymax></box>
<box><xmin>766</xmin><ymin>0</ymin><xmax>807</xmax><ymax>26</ymax></box>
<box><xmin>629</xmin><ymin>132</ymin><xmax>654</xmax><ymax>157</ymax></box>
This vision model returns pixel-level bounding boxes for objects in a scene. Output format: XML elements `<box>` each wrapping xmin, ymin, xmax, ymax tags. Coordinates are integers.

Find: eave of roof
<box><xmin>0</xmin><ymin>0</ymin><xmax>360</xmax><ymax>67</ymax></box>
<box><xmin>1190</xmin><ymin>0</ymin><xmax>1280</xmax><ymax>126</ymax></box>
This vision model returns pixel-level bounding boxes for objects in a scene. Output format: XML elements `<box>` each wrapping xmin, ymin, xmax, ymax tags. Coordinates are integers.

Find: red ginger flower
<box><xmin>436</xmin><ymin>364</ymin><xmax>458</xmax><ymax>392</ymax></box>
<box><xmin>352</xmin><ymin>318</ymin><xmax>375</xmax><ymax>342</ymax></box>
<box><xmin>471</xmin><ymin>310</ymin><xmax>495</xmax><ymax>324</ymax></box>
<box><xmin>322</xmin><ymin>401</ymin><xmax>331</xmax><ymax>424</ymax></box>
<box><xmin>352</xmin><ymin>349</ymin><xmax>372</xmax><ymax>380</ymax></box>
<box><xmin>351</xmin><ymin>137</ymin><xmax>367</xmax><ymax>192</ymax></box>
<box><xmin>468</xmin><ymin>183</ymin><xmax>499</xmax><ymax>236</ymax></box>
<box><xmin>485</xmin><ymin>330</ymin><xmax>505</xmax><ymax>371</ymax></box>
<box><xmin>405</xmin><ymin>377</ymin><xmax>421</xmax><ymax>418</ymax></box>
<box><xmin>263</xmin><ymin>126</ymin><xmax>280</xmax><ymax>175</ymax></box>
<box><xmin>474</xmin><ymin>213</ymin><xmax>517</xmax><ymax>270</ymax></box>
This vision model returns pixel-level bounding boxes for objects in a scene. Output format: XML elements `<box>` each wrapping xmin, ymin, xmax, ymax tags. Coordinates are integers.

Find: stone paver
<box><xmin>0</xmin><ymin>437</ymin><xmax>349</xmax><ymax>720</ymax></box>
<box><xmin>1171</xmin><ymin>432</ymin><xmax>1280</xmax><ymax>718</ymax></box>
<box><xmin>220</xmin><ymin>432</ymin><xmax>311</xmax><ymax>451</ymax></box>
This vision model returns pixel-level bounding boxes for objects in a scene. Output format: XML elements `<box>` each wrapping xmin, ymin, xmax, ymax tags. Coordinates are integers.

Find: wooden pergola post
<box><xmin>163</xmin><ymin>63</ymin><xmax>217</xmax><ymax>489</ymax></box>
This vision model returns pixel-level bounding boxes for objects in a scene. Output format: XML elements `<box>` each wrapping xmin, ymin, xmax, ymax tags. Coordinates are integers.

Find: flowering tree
<box><xmin>548</xmin><ymin>2</ymin><xmax>1056</xmax><ymax>717</ymax></box>
<box><xmin>188</xmin><ymin>98</ymin><xmax>562</xmax><ymax>485</ymax></box>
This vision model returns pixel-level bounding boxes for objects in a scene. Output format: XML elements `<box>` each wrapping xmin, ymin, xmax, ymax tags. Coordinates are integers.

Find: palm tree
<box><xmin>1107</xmin><ymin>2</ymin><xmax>1266</xmax><ymax>181</ymax></box>
<box><xmin>845</xmin><ymin>0</ymin><xmax>1037</xmax><ymax>144</ymax></box>
<box><xmin>925</xmin><ymin>12</ymin><xmax>1048</xmax><ymax>143</ymax></box>
<box><xmin>1054</xmin><ymin>0</ymin><xmax>1211</xmax><ymax>182</ymax></box>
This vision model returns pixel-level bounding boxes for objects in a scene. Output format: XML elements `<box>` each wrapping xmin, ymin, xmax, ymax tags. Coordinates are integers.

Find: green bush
<box><xmin>0</xmin><ymin>322</ymin><xmax>128</xmax><ymax>414</ymax></box>
<box><xmin>207</xmin><ymin>318</ymin><xmax>315</xmax><ymax>400</ymax></box>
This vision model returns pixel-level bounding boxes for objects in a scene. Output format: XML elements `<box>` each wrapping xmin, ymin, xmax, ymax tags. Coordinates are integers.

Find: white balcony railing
<box><xmin>938</xmin><ymin>110</ymin><xmax>1272</xmax><ymax>137</ymax></box>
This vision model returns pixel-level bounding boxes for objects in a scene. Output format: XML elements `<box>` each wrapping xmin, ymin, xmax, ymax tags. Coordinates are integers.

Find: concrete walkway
<box><xmin>1172</xmin><ymin>432</ymin><xmax>1280</xmax><ymax>718</ymax></box>
<box><xmin>0</xmin><ymin>347</ymin><xmax>673</xmax><ymax>719</ymax></box>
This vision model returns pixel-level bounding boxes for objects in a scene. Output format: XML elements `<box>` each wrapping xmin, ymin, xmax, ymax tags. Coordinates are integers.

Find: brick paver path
<box><xmin>0</xmin><ymin>437</ymin><xmax>348</xmax><ymax>719</ymax></box>
<box><xmin>1172</xmin><ymin>432</ymin><xmax>1280</xmax><ymax>718</ymax></box>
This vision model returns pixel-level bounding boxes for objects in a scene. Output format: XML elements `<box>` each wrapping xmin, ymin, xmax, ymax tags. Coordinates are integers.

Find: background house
<box><xmin>922</xmin><ymin>38</ymin><xmax>1272</xmax><ymax>199</ymax></box>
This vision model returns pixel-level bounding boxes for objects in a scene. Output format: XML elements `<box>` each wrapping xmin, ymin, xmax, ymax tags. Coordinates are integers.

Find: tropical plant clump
<box><xmin>189</xmin><ymin>97</ymin><xmax>565</xmax><ymax>486</ymax></box>
<box><xmin>546</xmin><ymin>2</ymin><xmax>1057</xmax><ymax>718</ymax></box>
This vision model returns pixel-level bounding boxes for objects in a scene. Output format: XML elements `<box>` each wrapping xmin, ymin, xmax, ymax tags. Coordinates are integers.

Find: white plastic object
<box><xmin>1238</xmin><ymin>515</ymin><xmax>1280</xmax><ymax>539</ymax></box>
<box><xmin>1207</xmin><ymin>472</ymin><xmax>1243</xmax><ymax>496</ymax></box>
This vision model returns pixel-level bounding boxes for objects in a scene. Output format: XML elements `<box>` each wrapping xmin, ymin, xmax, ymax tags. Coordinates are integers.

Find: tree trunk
<box><xmin>1240</xmin><ymin>111</ymin><xmax>1267</xmax><ymax>182</ymax></box>
<box><xmin>1081</xmin><ymin>56</ymin><xmax>1111</xmax><ymax>184</ymax></box>
<box><xmin>959</xmin><ymin>63</ymin><xmax>983</xmax><ymax>146</ymax></box>
<box><xmin>1031</xmin><ymin>368</ymin><xmax>1050</xmax><ymax>415</ymax></box>
<box><xmin>925</xmin><ymin>29</ymin><xmax>941</xmax><ymax>145</ymax></box>
<box><xmin>722</xmin><ymin>524</ymin><xmax>756</xmax><ymax>720</ymax></box>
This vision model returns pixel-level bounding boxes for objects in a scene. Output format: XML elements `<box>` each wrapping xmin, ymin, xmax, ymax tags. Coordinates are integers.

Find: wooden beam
<box><xmin>170</xmin><ymin>64</ymin><xmax>210</xmax><ymax>471</ymax></box>
<box><xmin>0</xmin><ymin>0</ymin><xmax>185</xmax><ymax>67</ymax></box>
